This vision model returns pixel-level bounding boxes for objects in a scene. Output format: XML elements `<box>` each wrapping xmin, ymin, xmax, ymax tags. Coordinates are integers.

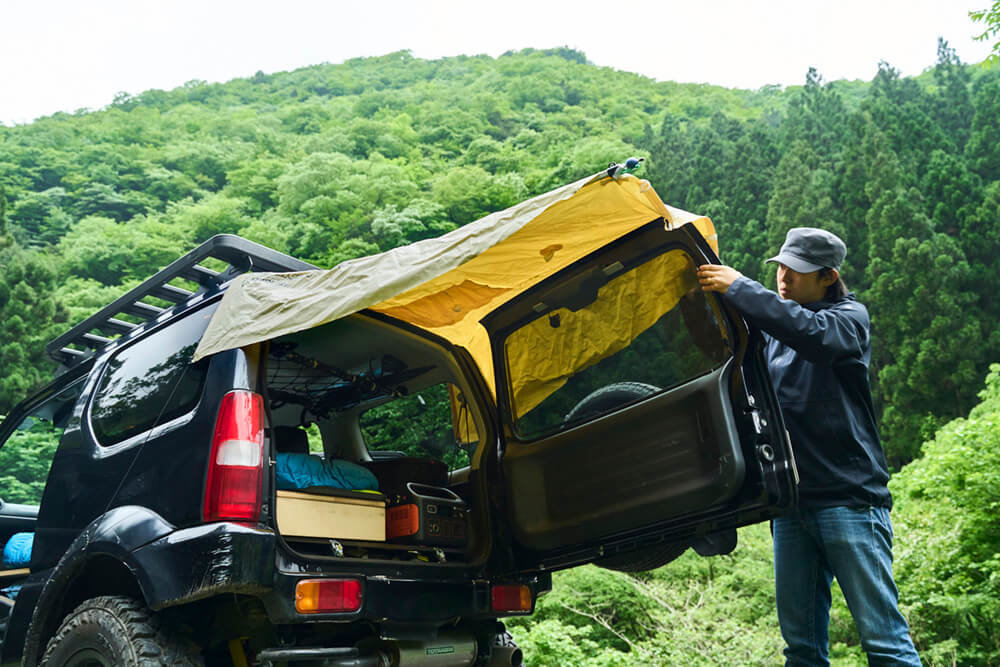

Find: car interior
<box><xmin>262</xmin><ymin>312</ymin><xmax>487</xmax><ymax>565</ymax></box>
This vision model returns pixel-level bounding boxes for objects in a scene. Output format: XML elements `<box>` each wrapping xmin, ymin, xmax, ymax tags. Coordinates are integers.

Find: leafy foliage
<box><xmin>509</xmin><ymin>523</ymin><xmax>867</xmax><ymax>665</ymax></box>
<box><xmin>971</xmin><ymin>2</ymin><xmax>1000</xmax><ymax>63</ymax></box>
<box><xmin>0</xmin><ymin>44</ymin><xmax>998</xmax><ymax>664</ymax></box>
<box><xmin>0</xmin><ymin>419</ymin><xmax>61</xmax><ymax>504</ymax></box>
<box><xmin>360</xmin><ymin>384</ymin><xmax>471</xmax><ymax>470</ymax></box>
<box><xmin>0</xmin><ymin>247</ymin><xmax>69</xmax><ymax>414</ymax></box>
<box><xmin>890</xmin><ymin>364</ymin><xmax>1000</xmax><ymax>665</ymax></box>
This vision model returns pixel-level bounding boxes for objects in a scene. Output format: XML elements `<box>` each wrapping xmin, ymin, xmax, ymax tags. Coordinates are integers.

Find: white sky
<box><xmin>1</xmin><ymin>0</ymin><xmax>994</xmax><ymax>126</ymax></box>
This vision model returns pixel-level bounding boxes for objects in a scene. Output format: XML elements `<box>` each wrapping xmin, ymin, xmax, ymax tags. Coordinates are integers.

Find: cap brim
<box><xmin>765</xmin><ymin>252</ymin><xmax>825</xmax><ymax>273</ymax></box>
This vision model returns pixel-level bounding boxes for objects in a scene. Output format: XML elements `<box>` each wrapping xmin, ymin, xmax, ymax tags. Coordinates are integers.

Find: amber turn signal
<box><xmin>295</xmin><ymin>578</ymin><xmax>363</xmax><ymax>613</ymax></box>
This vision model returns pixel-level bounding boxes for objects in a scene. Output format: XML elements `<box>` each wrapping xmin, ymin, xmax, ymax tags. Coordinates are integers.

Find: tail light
<box><xmin>295</xmin><ymin>579</ymin><xmax>363</xmax><ymax>613</ymax></box>
<box><xmin>203</xmin><ymin>390</ymin><xmax>265</xmax><ymax>524</ymax></box>
<box><xmin>491</xmin><ymin>584</ymin><xmax>532</xmax><ymax>613</ymax></box>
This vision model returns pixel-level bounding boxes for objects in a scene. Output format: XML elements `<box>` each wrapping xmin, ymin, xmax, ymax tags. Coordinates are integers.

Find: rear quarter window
<box><xmin>360</xmin><ymin>383</ymin><xmax>475</xmax><ymax>471</ymax></box>
<box><xmin>90</xmin><ymin>304</ymin><xmax>217</xmax><ymax>446</ymax></box>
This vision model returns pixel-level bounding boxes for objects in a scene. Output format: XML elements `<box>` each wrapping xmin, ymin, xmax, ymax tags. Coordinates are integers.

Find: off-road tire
<box><xmin>489</xmin><ymin>630</ymin><xmax>524</xmax><ymax>667</ymax></box>
<box><xmin>40</xmin><ymin>595</ymin><xmax>203</xmax><ymax>666</ymax></box>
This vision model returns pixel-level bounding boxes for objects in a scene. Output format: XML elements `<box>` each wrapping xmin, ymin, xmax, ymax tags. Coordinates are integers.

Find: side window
<box><xmin>0</xmin><ymin>380</ymin><xmax>85</xmax><ymax>505</ymax></box>
<box><xmin>503</xmin><ymin>249</ymin><xmax>731</xmax><ymax>439</ymax></box>
<box><xmin>90</xmin><ymin>304</ymin><xmax>217</xmax><ymax>446</ymax></box>
<box><xmin>360</xmin><ymin>383</ymin><xmax>475</xmax><ymax>471</ymax></box>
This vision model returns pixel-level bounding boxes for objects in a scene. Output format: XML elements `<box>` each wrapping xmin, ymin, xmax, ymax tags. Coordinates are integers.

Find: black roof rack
<box><xmin>47</xmin><ymin>234</ymin><xmax>318</xmax><ymax>367</ymax></box>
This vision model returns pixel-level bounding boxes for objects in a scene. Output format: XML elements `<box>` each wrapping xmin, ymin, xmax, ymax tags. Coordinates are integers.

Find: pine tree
<box><xmin>930</xmin><ymin>39</ymin><xmax>974</xmax><ymax>150</ymax></box>
<box><xmin>867</xmin><ymin>231</ymin><xmax>983</xmax><ymax>464</ymax></box>
<box><xmin>964</xmin><ymin>76</ymin><xmax>1000</xmax><ymax>183</ymax></box>
<box><xmin>781</xmin><ymin>68</ymin><xmax>848</xmax><ymax>160</ymax></box>
<box><xmin>0</xmin><ymin>247</ymin><xmax>68</xmax><ymax>414</ymax></box>
<box><xmin>762</xmin><ymin>142</ymin><xmax>842</xmax><ymax>283</ymax></box>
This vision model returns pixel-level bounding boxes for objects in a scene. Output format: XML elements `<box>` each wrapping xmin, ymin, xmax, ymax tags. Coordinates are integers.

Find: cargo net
<box><xmin>266</xmin><ymin>342</ymin><xmax>433</xmax><ymax>416</ymax></box>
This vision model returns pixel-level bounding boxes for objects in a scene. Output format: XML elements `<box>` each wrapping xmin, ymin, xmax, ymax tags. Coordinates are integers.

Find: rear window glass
<box><xmin>360</xmin><ymin>383</ymin><xmax>475</xmax><ymax>471</ymax></box>
<box><xmin>503</xmin><ymin>249</ymin><xmax>730</xmax><ymax>439</ymax></box>
<box><xmin>90</xmin><ymin>304</ymin><xmax>217</xmax><ymax>446</ymax></box>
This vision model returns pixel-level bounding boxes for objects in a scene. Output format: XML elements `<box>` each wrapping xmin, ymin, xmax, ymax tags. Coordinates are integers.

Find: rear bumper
<box><xmin>131</xmin><ymin>522</ymin><xmax>275</xmax><ymax>610</ymax></box>
<box><xmin>261</xmin><ymin>570</ymin><xmax>549</xmax><ymax>628</ymax></box>
<box><xmin>132</xmin><ymin>522</ymin><xmax>550</xmax><ymax>630</ymax></box>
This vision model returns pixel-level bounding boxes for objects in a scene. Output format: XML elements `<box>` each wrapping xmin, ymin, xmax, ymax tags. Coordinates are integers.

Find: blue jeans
<box><xmin>773</xmin><ymin>506</ymin><xmax>921</xmax><ymax>666</ymax></box>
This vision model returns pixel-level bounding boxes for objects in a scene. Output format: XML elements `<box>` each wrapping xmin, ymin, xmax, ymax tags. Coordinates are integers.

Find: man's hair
<box><xmin>819</xmin><ymin>268</ymin><xmax>848</xmax><ymax>300</ymax></box>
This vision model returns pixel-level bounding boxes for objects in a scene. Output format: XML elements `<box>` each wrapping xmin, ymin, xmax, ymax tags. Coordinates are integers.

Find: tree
<box><xmin>930</xmin><ymin>39</ymin><xmax>974</xmax><ymax>150</ymax></box>
<box><xmin>780</xmin><ymin>68</ymin><xmax>848</xmax><ymax>159</ymax></box>
<box><xmin>965</xmin><ymin>77</ymin><xmax>1000</xmax><ymax>182</ymax></box>
<box><xmin>919</xmin><ymin>149</ymin><xmax>982</xmax><ymax>237</ymax></box>
<box><xmin>762</xmin><ymin>142</ymin><xmax>843</xmax><ymax>283</ymax></box>
<box><xmin>890</xmin><ymin>365</ymin><xmax>1000</xmax><ymax>664</ymax></box>
<box><xmin>8</xmin><ymin>187</ymin><xmax>74</xmax><ymax>246</ymax></box>
<box><xmin>970</xmin><ymin>1</ymin><xmax>1000</xmax><ymax>63</ymax></box>
<box><xmin>0</xmin><ymin>247</ymin><xmax>68</xmax><ymax>414</ymax></box>
<box><xmin>0</xmin><ymin>184</ymin><xmax>10</xmax><ymax>250</ymax></box>
<box><xmin>867</xmin><ymin>229</ymin><xmax>984</xmax><ymax>463</ymax></box>
<box><xmin>56</xmin><ymin>215</ymin><xmax>191</xmax><ymax>285</ymax></box>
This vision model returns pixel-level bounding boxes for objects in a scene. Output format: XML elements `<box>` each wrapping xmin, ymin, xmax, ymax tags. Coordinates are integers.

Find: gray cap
<box><xmin>766</xmin><ymin>227</ymin><xmax>846</xmax><ymax>273</ymax></box>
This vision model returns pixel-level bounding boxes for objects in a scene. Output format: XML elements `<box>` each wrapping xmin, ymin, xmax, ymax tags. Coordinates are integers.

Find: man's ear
<box><xmin>821</xmin><ymin>269</ymin><xmax>840</xmax><ymax>287</ymax></box>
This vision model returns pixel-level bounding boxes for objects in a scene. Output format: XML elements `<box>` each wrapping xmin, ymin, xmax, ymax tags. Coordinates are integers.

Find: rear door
<box><xmin>481</xmin><ymin>219</ymin><xmax>796</xmax><ymax>571</ymax></box>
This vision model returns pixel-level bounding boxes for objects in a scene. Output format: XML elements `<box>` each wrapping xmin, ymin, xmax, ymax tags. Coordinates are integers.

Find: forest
<box><xmin>0</xmin><ymin>38</ymin><xmax>998</xmax><ymax>664</ymax></box>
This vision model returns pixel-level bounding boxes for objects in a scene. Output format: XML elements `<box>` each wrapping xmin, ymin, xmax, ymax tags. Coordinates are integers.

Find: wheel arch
<box><xmin>22</xmin><ymin>506</ymin><xmax>174</xmax><ymax>665</ymax></box>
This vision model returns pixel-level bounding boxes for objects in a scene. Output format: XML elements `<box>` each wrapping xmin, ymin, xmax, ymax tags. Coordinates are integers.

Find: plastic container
<box><xmin>386</xmin><ymin>483</ymin><xmax>467</xmax><ymax>546</ymax></box>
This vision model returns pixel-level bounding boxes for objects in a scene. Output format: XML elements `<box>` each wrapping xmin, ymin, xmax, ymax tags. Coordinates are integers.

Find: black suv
<box><xmin>0</xmin><ymin>177</ymin><xmax>797</xmax><ymax>666</ymax></box>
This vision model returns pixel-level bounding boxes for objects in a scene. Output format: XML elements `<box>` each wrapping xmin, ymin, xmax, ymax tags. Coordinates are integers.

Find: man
<box><xmin>697</xmin><ymin>228</ymin><xmax>920</xmax><ymax>666</ymax></box>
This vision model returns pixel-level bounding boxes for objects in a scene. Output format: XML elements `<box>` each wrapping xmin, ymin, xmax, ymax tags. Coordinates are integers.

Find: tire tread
<box><xmin>41</xmin><ymin>595</ymin><xmax>203</xmax><ymax>666</ymax></box>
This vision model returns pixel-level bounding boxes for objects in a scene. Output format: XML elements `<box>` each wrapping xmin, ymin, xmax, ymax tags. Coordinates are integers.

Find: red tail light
<box><xmin>295</xmin><ymin>579</ymin><xmax>363</xmax><ymax>613</ymax></box>
<box><xmin>203</xmin><ymin>390</ymin><xmax>265</xmax><ymax>524</ymax></box>
<box><xmin>491</xmin><ymin>584</ymin><xmax>532</xmax><ymax>612</ymax></box>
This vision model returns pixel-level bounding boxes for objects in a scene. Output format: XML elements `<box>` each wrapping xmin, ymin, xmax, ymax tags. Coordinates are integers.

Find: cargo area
<box><xmin>262</xmin><ymin>312</ymin><xmax>487</xmax><ymax>565</ymax></box>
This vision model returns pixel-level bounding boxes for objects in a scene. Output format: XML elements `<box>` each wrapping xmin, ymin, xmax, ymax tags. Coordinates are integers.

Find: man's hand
<box><xmin>697</xmin><ymin>264</ymin><xmax>743</xmax><ymax>294</ymax></box>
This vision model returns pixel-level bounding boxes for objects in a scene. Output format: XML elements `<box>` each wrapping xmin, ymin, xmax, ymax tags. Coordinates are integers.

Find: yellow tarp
<box><xmin>504</xmin><ymin>250</ymin><xmax>700</xmax><ymax>418</ymax></box>
<box><xmin>193</xmin><ymin>170</ymin><xmax>717</xmax><ymax>403</ymax></box>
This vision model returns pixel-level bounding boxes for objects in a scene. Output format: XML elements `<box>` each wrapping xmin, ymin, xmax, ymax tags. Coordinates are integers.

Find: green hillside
<box><xmin>1</xmin><ymin>43</ymin><xmax>999</xmax><ymax>664</ymax></box>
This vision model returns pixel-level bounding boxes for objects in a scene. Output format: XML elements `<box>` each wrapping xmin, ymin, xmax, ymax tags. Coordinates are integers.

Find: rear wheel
<box><xmin>486</xmin><ymin>629</ymin><xmax>524</xmax><ymax>667</ymax></box>
<box><xmin>41</xmin><ymin>595</ymin><xmax>203</xmax><ymax>667</ymax></box>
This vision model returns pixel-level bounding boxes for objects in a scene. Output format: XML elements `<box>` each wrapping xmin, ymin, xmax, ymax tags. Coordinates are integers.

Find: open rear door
<box><xmin>481</xmin><ymin>219</ymin><xmax>796</xmax><ymax>572</ymax></box>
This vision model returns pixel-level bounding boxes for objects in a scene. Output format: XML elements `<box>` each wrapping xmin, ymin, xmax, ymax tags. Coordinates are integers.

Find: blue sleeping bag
<box><xmin>2</xmin><ymin>532</ymin><xmax>33</xmax><ymax>568</ymax></box>
<box><xmin>275</xmin><ymin>453</ymin><xmax>379</xmax><ymax>492</ymax></box>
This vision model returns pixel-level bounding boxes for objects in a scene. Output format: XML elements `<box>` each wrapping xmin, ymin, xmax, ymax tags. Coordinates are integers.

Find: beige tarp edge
<box><xmin>193</xmin><ymin>171</ymin><xmax>717</xmax><ymax>381</ymax></box>
<box><xmin>194</xmin><ymin>171</ymin><xmax>598</xmax><ymax>362</ymax></box>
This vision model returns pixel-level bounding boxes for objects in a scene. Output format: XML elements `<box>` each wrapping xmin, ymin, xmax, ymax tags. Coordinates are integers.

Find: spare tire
<box><xmin>563</xmin><ymin>381</ymin><xmax>661</xmax><ymax>423</ymax></box>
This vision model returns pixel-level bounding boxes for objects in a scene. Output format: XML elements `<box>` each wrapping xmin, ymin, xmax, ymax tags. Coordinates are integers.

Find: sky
<box><xmin>1</xmin><ymin>0</ymin><xmax>994</xmax><ymax>126</ymax></box>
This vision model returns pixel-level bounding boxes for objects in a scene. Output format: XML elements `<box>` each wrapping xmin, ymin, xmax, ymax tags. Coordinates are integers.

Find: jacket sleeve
<box><xmin>723</xmin><ymin>277</ymin><xmax>868</xmax><ymax>364</ymax></box>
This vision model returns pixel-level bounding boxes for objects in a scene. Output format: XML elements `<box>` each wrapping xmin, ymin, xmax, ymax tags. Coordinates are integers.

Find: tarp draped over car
<box><xmin>192</xmin><ymin>170</ymin><xmax>717</xmax><ymax>399</ymax></box>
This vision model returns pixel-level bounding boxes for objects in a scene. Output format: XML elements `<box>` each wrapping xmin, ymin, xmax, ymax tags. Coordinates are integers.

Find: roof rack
<box><xmin>47</xmin><ymin>234</ymin><xmax>318</xmax><ymax>367</ymax></box>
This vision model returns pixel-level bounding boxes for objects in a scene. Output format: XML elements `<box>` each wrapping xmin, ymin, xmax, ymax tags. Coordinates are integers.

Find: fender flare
<box><xmin>21</xmin><ymin>506</ymin><xmax>174</xmax><ymax>665</ymax></box>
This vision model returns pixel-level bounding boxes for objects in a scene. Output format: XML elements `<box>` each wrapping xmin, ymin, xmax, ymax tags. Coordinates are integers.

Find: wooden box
<box><xmin>276</xmin><ymin>489</ymin><xmax>386</xmax><ymax>541</ymax></box>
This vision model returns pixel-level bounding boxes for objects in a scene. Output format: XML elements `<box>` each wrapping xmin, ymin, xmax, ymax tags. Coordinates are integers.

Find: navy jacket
<box><xmin>724</xmin><ymin>277</ymin><xmax>892</xmax><ymax>509</ymax></box>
